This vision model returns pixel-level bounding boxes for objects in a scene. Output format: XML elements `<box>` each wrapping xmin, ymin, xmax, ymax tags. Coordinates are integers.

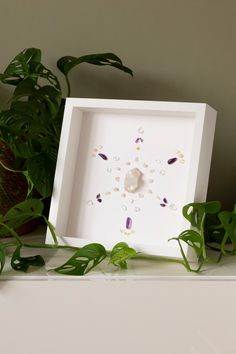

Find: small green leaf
<box><xmin>110</xmin><ymin>242</ymin><xmax>137</xmax><ymax>269</ymax></box>
<box><xmin>183</xmin><ymin>201</ymin><xmax>221</xmax><ymax>229</ymax></box>
<box><xmin>11</xmin><ymin>245</ymin><xmax>45</xmax><ymax>272</ymax></box>
<box><xmin>53</xmin><ymin>243</ymin><xmax>107</xmax><ymax>275</ymax></box>
<box><xmin>218</xmin><ymin>211</ymin><xmax>236</xmax><ymax>242</ymax></box>
<box><xmin>177</xmin><ymin>230</ymin><xmax>203</xmax><ymax>257</ymax></box>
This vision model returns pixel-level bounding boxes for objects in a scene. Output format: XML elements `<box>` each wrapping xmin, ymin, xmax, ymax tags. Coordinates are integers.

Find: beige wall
<box><xmin>0</xmin><ymin>0</ymin><xmax>235</xmax><ymax>208</ymax></box>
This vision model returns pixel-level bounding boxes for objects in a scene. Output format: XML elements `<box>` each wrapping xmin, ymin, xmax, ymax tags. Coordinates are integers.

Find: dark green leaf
<box><xmin>12</xmin><ymin>79</ymin><xmax>61</xmax><ymax>116</ymax></box>
<box><xmin>27</xmin><ymin>153</ymin><xmax>56</xmax><ymax>197</ymax></box>
<box><xmin>219</xmin><ymin>211</ymin><xmax>236</xmax><ymax>242</ymax></box>
<box><xmin>0</xmin><ymin>199</ymin><xmax>44</xmax><ymax>235</ymax></box>
<box><xmin>0</xmin><ymin>48</ymin><xmax>41</xmax><ymax>86</ymax></box>
<box><xmin>53</xmin><ymin>243</ymin><xmax>107</xmax><ymax>275</ymax></box>
<box><xmin>0</xmin><ymin>48</ymin><xmax>60</xmax><ymax>90</ymax></box>
<box><xmin>0</xmin><ymin>109</ymin><xmax>42</xmax><ymax>158</ymax></box>
<box><xmin>37</xmin><ymin>85</ymin><xmax>62</xmax><ymax>116</ymax></box>
<box><xmin>11</xmin><ymin>245</ymin><xmax>45</xmax><ymax>272</ymax></box>
<box><xmin>0</xmin><ymin>81</ymin><xmax>61</xmax><ymax>159</ymax></box>
<box><xmin>57</xmin><ymin>52</ymin><xmax>133</xmax><ymax>77</ymax></box>
<box><xmin>110</xmin><ymin>242</ymin><xmax>137</xmax><ymax>269</ymax></box>
<box><xmin>183</xmin><ymin>201</ymin><xmax>221</xmax><ymax>229</ymax></box>
<box><xmin>12</xmin><ymin>77</ymin><xmax>39</xmax><ymax>97</ymax></box>
<box><xmin>26</xmin><ymin>61</ymin><xmax>61</xmax><ymax>90</ymax></box>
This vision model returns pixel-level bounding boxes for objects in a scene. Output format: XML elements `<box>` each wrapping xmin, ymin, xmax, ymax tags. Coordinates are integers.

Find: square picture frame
<box><xmin>46</xmin><ymin>98</ymin><xmax>217</xmax><ymax>259</ymax></box>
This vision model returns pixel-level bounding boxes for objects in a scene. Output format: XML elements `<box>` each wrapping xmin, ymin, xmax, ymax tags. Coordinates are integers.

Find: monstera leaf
<box><xmin>0</xmin><ymin>48</ymin><xmax>60</xmax><ymax>89</ymax></box>
<box><xmin>57</xmin><ymin>52</ymin><xmax>133</xmax><ymax>76</ymax></box>
<box><xmin>53</xmin><ymin>243</ymin><xmax>107</xmax><ymax>275</ymax></box>
<box><xmin>0</xmin><ymin>48</ymin><xmax>133</xmax><ymax>200</ymax></box>
<box><xmin>11</xmin><ymin>245</ymin><xmax>45</xmax><ymax>272</ymax></box>
<box><xmin>57</xmin><ymin>52</ymin><xmax>133</xmax><ymax>95</ymax></box>
<box><xmin>183</xmin><ymin>201</ymin><xmax>221</xmax><ymax>229</ymax></box>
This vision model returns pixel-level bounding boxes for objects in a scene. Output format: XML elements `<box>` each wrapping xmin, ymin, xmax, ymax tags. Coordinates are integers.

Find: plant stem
<box><xmin>135</xmin><ymin>253</ymin><xmax>184</xmax><ymax>266</ymax></box>
<box><xmin>176</xmin><ymin>239</ymin><xmax>191</xmax><ymax>271</ymax></box>
<box><xmin>0</xmin><ymin>223</ymin><xmax>23</xmax><ymax>245</ymax></box>
<box><xmin>200</xmin><ymin>214</ymin><xmax>207</xmax><ymax>259</ymax></box>
<box><xmin>220</xmin><ymin>232</ymin><xmax>229</xmax><ymax>255</ymax></box>
<box><xmin>65</xmin><ymin>75</ymin><xmax>71</xmax><ymax>97</ymax></box>
<box><xmin>22</xmin><ymin>242</ymin><xmax>80</xmax><ymax>251</ymax></box>
<box><xmin>41</xmin><ymin>216</ymin><xmax>58</xmax><ymax>245</ymax></box>
<box><xmin>0</xmin><ymin>160</ymin><xmax>24</xmax><ymax>174</ymax></box>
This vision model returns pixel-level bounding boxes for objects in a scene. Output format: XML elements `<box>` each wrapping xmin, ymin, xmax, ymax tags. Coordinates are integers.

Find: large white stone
<box><xmin>124</xmin><ymin>168</ymin><xmax>142</xmax><ymax>193</ymax></box>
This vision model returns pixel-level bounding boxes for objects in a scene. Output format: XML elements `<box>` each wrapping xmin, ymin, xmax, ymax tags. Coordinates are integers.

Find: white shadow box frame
<box><xmin>46</xmin><ymin>98</ymin><xmax>217</xmax><ymax>260</ymax></box>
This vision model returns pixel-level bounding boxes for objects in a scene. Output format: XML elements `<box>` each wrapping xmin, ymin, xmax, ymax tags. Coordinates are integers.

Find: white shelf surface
<box><xmin>1</xmin><ymin>227</ymin><xmax>236</xmax><ymax>354</ymax></box>
<box><xmin>2</xmin><ymin>226</ymin><xmax>236</xmax><ymax>281</ymax></box>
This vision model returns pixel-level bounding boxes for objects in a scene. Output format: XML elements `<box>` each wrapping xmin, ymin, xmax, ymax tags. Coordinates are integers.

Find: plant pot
<box><xmin>0</xmin><ymin>141</ymin><xmax>38</xmax><ymax>236</ymax></box>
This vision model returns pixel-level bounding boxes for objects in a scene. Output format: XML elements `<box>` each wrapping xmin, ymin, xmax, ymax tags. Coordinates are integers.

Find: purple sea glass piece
<box><xmin>96</xmin><ymin>193</ymin><xmax>102</xmax><ymax>202</ymax></box>
<box><xmin>126</xmin><ymin>217</ymin><xmax>132</xmax><ymax>230</ymax></box>
<box><xmin>168</xmin><ymin>157</ymin><xmax>177</xmax><ymax>165</ymax></box>
<box><xmin>135</xmin><ymin>137</ymin><xmax>144</xmax><ymax>143</ymax></box>
<box><xmin>98</xmin><ymin>153</ymin><xmax>108</xmax><ymax>160</ymax></box>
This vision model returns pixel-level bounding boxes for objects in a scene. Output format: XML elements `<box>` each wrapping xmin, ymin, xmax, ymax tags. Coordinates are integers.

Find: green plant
<box><xmin>0</xmin><ymin>48</ymin><xmax>133</xmax><ymax>199</ymax></box>
<box><xmin>0</xmin><ymin>198</ymin><xmax>137</xmax><ymax>275</ymax></box>
<box><xmin>0</xmin><ymin>198</ymin><xmax>234</xmax><ymax>276</ymax></box>
<box><xmin>169</xmin><ymin>201</ymin><xmax>236</xmax><ymax>272</ymax></box>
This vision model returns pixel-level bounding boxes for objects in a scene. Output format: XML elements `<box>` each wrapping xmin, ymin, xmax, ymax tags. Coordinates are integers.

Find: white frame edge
<box><xmin>46</xmin><ymin>98</ymin><xmax>217</xmax><ymax>260</ymax></box>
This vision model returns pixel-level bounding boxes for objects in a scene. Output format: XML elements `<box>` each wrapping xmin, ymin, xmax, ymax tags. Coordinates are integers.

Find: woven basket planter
<box><xmin>0</xmin><ymin>141</ymin><xmax>38</xmax><ymax>236</ymax></box>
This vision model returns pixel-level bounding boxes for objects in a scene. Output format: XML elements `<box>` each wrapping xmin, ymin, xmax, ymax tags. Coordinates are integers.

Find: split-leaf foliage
<box><xmin>0</xmin><ymin>198</ymin><xmax>234</xmax><ymax>276</ymax></box>
<box><xmin>169</xmin><ymin>201</ymin><xmax>236</xmax><ymax>272</ymax></box>
<box><xmin>0</xmin><ymin>199</ymin><xmax>138</xmax><ymax>275</ymax></box>
<box><xmin>0</xmin><ymin>48</ymin><xmax>133</xmax><ymax>198</ymax></box>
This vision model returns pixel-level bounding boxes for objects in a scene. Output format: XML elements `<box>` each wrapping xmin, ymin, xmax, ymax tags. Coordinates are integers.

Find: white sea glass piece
<box><xmin>160</xmin><ymin>169</ymin><xmax>165</xmax><ymax>175</ymax></box>
<box><xmin>124</xmin><ymin>168</ymin><xmax>142</xmax><ymax>193</ymax></box>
